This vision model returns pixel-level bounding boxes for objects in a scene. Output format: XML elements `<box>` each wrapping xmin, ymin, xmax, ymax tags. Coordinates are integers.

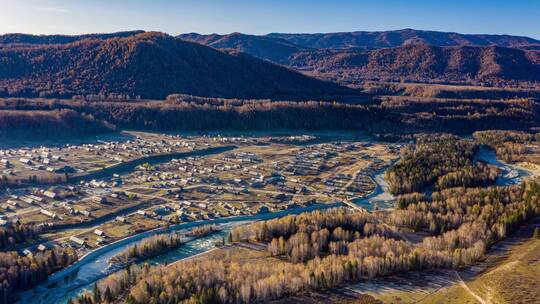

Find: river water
<box><xmin>475</xmin><ymin>145</ymin><xmax>533</xmax><ymax>185</ymax></box>
<box><xmin>20</xmin><ymin>203</ymin><xmax>341</xmax><ymax>304</ymax></box>
<box><xmin>353</xmin><ymin>170</ymin><xmax>395</xmax><ymax>211</ymax></box>
<box><xmin>38</xmin><ymin>224</ymin><xmax>237</xmax><ymax>304</ymax></box>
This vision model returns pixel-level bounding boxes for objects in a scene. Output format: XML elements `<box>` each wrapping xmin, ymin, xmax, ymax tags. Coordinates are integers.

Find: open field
<box><xmin>348</xmin><ymin>218</ymin><xmax>540</xmax><ymax>304</ymax></box>
<box><xmin>460</xmin><ymin>220</ymin><xmax>540</xmax><ymax>304</ymax></box>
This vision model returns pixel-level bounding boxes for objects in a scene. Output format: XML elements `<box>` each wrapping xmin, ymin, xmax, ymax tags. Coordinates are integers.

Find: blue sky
<box><xmin>1</xmin><ymin>0</ymin><xmax>539</xmax><ymax>38</ymax></box>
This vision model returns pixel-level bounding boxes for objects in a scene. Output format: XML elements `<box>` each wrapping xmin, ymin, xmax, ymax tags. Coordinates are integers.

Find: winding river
<box><xmin>475</xmin><ymin>145</ymin><xmax>533</xmax><ymax>185</ymax></box>
<box><xmin>19</xmin><ymin>144</ymin><xmax>534</xmax><ymax>304</ymax></box>
<box><xmin>20</xmin><ymin>203</ymin><xmax>341</xmax><ymax>304</ymax></box>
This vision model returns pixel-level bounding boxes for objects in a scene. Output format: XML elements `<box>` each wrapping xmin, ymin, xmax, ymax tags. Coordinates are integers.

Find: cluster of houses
<box><xmin>2</xmin><ymin>188</ymin><xmax>62</xmax><ymax>210</ymax></box>
<box><xmin>22</xmin><ymin>243</ymin><xmax>50</xmax><ymax>257</ymax></box>
<box><xmin>324</xmin><ymin>173</ymin><xmax>354</xmax><ymax>194</ymax></box>
<box><xmin>285</xmin><ymin>145</ymin><xmax>336</xmax><ymax>175</ymax></box>
<box><xmin>0</xmin><ymin>182</ymin><xmax>118</xmax><ymax>227</ymax></box>
<box><xmin>72</xmin><ymin>93</ymin><xmax>141</xmax><ymax>101</ymax></box>
<box><xmin>223</xmin><ymin>152</ymin><xmax>263</xmax><ymax>164</ymax></box>
<box><xmin>73</xmin><ymin>137</ymin><xmax>198</xmax><ymax>165</ymax></box>
<box><xmin>0</xmin><ymin>158</ymin><xmax>11</xmax><ymax>171</ymax></box>
<box><xmin>213</xmin><ymin>136</ymin><xmax>257</xmax><ymax>144</ymax></box>
<box><xmin>66</xmin><ymin>228</ymin><xmax>108</xmax><ymax>250</ymax></box>
<box><xmin>166</xmin><ymin>198</ymin><xmax>294</xmax><ymax>221</ymax></box>
<box><xmin>0</xmin><ymin>147</ymin><xmax>66</xmax><ymax>174</ymax></box>
<box><xmin>0</xmin><ymin>134</ymin><xmax>211</xmax><ymax>182</ymax></box>
<box><xmin>270</xmin><ymin>135</ymin><xmax>316</xmax><ymax>144</ymax></box>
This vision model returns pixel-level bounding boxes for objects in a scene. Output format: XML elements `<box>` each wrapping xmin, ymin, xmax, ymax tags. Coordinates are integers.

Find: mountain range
<box><xmin>178</xmin><ymin>32</ymin><xmax>304</xmax><ymax>64</ymax></box>
<box><xmin>265</xmin><ymin>29</ymin><xmax>540</xmax><ymax>49</ymax></box>
<box><xmin>289</xmin><ymin>44</ymin><xmax>540</xmax><ymax>85</ymax></box>
<box><xmin>0</xmin><ymin>32</ymin><xmax>353</xmax><ymax>99</ymax></box>
<box><xmin>179</xmin><ymin>28</ymin><xmax>540</xmax><ymax>62</ymax></box>
<box><xmin>0</xmin><ymin>29</ymin><xmax>539</xmax><ymax>139</ymax></box>
<box><xmin>0</xmin><ymin>29</ymin><xmax>539</xmax><ymax>100</ymax></box>
<box><xmin>179</xmin><ymin>29</ymin><xmax>540</xmax><ymax>85</ymax></box>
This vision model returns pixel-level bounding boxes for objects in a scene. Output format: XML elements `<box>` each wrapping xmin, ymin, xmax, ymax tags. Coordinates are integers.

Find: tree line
<box><xmin>1</xmin><ymin>96</ymin><xmax>538</xmax><ymax>140</ymax></box>
<box><xmin>390</xmin><ymin>182</ymin><xmax>539</xmax><ymax>238</ymax></box>
<box><xmin>110</xmin><ymin>234</ymin><xmax>185</xmax><ymax>266</ymax></box>
<box><xmin>436</xmin><ymin>162</ymin><xmax>499</xmax><ymax>190</ymax></box>
<box><xmin>0</xmin><ymin>108</ymin><xmax>114</xmax><ymax>140</ymax></box>
<box><xmin>473</xmin><ymin>130</ymin><xmax>539</xmax><ymax>163</ymax></box>
<box><xmin>231</xmin><ymin>209</ymin><xmax>398</xmax><ymax>263</ymax></box>
<box><xmin>186</xmin><ymin>225</ymin><xmax>220</xmax><ymax>238</ymax></box>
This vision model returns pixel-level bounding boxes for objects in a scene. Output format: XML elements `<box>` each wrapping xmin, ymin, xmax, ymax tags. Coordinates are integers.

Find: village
<box><xmin>0</xmin><ymin>132</ymin><xmax>402</xmax><ymax>258</ymax></box>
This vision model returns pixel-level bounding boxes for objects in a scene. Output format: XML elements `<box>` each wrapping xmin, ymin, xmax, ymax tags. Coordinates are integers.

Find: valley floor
<box><xmin>180</xmin><ymin>217</ymin><xmax>540</xmax><ymax>304</ymax></box>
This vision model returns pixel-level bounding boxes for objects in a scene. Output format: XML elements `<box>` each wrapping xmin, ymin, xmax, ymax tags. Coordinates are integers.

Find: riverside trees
<box><xmin>0</xmin><ymin>247</ymin><xmax>77</xmax><ymax>304</ymax></box>
<box><xmin>386</xmin><ymin>135</ymin><xmax>501</xmax><ymax>195</ymax></box>
<box><xmin>0</xmin><ymin>223</ymin><xmax>41</xmax><ymax>250</ymax></box>
<box><xmin>110</xmin><ymin>234</ymin><xmax>185</xmax><ymax>265</ymax></box>
<box><xmin>473</xmin><ymin>130</ymin><xmax>540</xmax><ymax>163</ymax></box>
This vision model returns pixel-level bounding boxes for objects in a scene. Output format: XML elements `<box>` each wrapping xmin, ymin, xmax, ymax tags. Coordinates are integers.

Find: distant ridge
<box><xmin>288</xmin><ymin>44</ymin><xmax>540</xmax><ymax>85</ymax></box>
<box><xmin>266</xmin><ymin>28</ymin><xmax>540</xmax><ymax>49</ymax></box>
<box><xmin>180</xmin><ymin>29</ymin><xmax>540</xmax><ymax>86</ymax></box>
<box><xmin>180</xmin><ymin>29</ymin><xmax>540</xmax><ymax>57</ymax></box>
<box><xmin>178</xmin><ymin>32</ymin><xmax>306</xmax><ymax>63</ymax></box>
<box><xmin>0</xmin><ymin>30</ymin><xmax>145</xmax><ymax>46</ymax></box>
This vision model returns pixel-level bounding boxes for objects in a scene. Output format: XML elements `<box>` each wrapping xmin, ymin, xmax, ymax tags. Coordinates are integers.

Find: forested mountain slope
<box><xmin>289</xmin><ymin>44</ymin><xmax>540</xmax><ymax>85</ymax></box>
<box><xmin>0</xmin><ymin>32</ymin><xmax>355</xmax><ymax>99</ymax></box>
<box><xmin>180</xmin><ymin>30</ymin><xmax>540</xmax><ymax>86</ymax></box>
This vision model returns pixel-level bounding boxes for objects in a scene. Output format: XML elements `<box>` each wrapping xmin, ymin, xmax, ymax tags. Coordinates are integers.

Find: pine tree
<box><xmin>534</xmin><ymin>227</ymin><xmax>540</xmax><ymax>239</ymax></box>
<box><xmin>50</xmin><ymin>250</ymin><xmax>58</xmax><ymax>269</ymax></box>
<box><xmin>92</xmin><ymin>283</ymin><xmax>101</xmax><ymax>303</ymax></box>
<box><xmin>104</xmin><ymin>286</ymin><xmax>113</xmax><ymax>302</ymax></box>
